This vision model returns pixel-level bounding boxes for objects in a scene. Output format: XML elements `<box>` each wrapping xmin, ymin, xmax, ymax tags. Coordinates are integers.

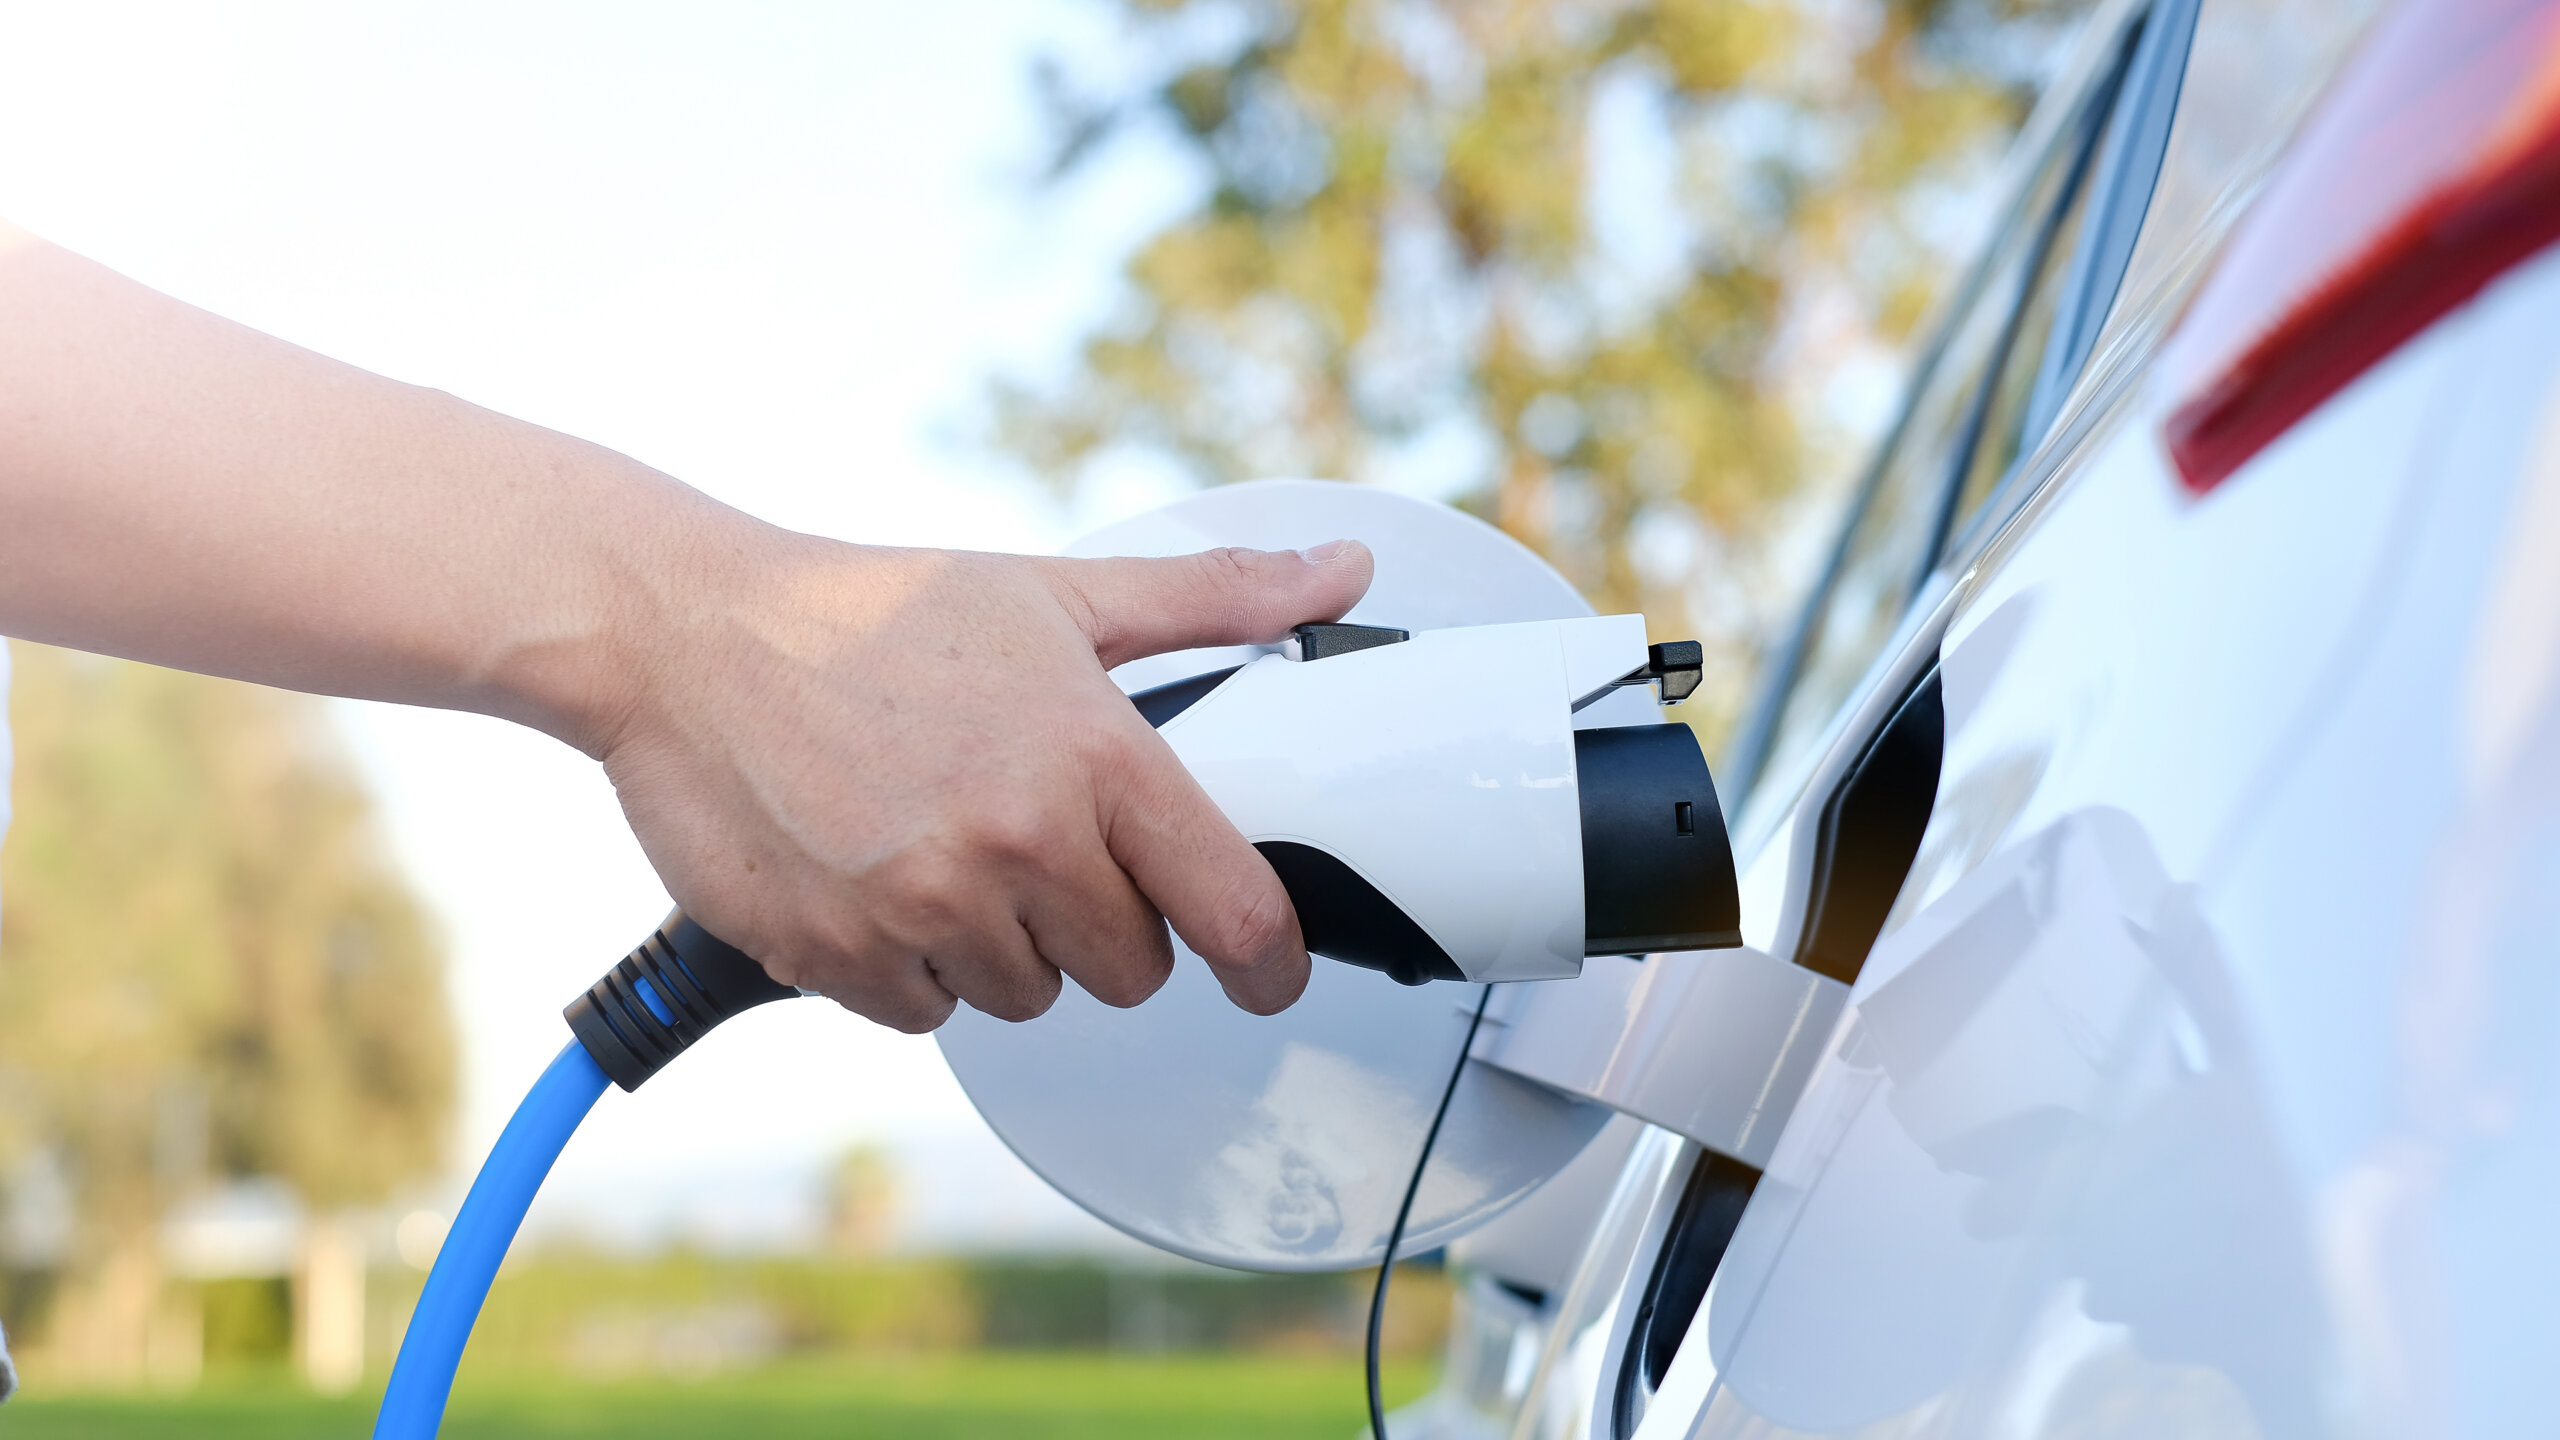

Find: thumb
<box><xmin>1046</xmin><ymin>541</ymin><xmax>1374</xmax><ymax>670</ymax></box>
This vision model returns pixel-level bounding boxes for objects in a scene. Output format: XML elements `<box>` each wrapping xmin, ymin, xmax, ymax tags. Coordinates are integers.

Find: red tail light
<box><xmin>2163</xmin><ymin>0</ymin><xmax>2560</xmax><ymax>494</ymax></box>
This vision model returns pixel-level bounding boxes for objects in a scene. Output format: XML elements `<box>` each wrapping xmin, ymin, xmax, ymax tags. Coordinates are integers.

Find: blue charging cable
<box><xmin>373</xmin><ymin>914</ymin><xmax>796</xmax><ymax>1438</ymax></box>
<box><xmin>370</xmin><ymin>905</ymin><xmax>1477</xmax><ymax>1439</ymax></box>
<box><xmin>373</xmin><ymin>1040</ymin><xmax>608</xmax><ymax>1439</ymax></box>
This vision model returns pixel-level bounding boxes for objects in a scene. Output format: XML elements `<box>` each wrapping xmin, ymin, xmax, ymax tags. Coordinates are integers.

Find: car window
<box><xmin>1955</xmin><ymin>0</ymin><xmax>2202</xmax><ymax>548</ymax></box>
<box><xmin>1945</xmin><ymin>125</ymin><xmax>2110</xmax><ymax>535</ymax></box>
<box><xmin>1726</xmin><ymin>17</ymin><xmax>2147</xmax><ymax>809</ymax></box>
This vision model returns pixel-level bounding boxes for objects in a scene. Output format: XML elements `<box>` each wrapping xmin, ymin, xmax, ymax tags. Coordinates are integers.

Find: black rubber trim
<box><xmin>1612</xmin><ymin>1152</ymin><xmax>1762</xmax><ymax>1436</ymax></box>
<box><xmin>1796</xmin><ymin>668</ymin><xmax>1944</xmax><ymax>985</ymax></box>
<box><xmin>566</xmin><ymin>912</ymin><xmax>799</xmax><ymax>1092</ymax></box>
<box><xmin>1256</xmin><ymin>841</ymin><xmax>1464</xmax><ymax>986</ymax></box>
<box><xmin>2017</xmin><ymin>0</ymin><xmax>2201</xmax><ymax>451</ymax></box>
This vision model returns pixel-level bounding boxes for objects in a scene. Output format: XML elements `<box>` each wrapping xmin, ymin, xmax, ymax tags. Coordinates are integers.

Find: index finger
<box><xmin>1097</xmin><ymin>728</ymin><xmax>1311</xmax><ymax>1015</ymax></box>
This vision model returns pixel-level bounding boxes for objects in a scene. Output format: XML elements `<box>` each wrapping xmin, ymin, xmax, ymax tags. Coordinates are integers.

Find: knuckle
<box><xmin>1076</xmin><ymin>724</ymin><xmax>1154</xmax><ymax>791</ymax></box>
<box><xmin>1198</xmin><ymin>546</ymin><xmax>1265</xmax><ymax>586</ymax></box>
<box><xmin>1041</xmin><ymin>559</ymin><xmax>1106</xmax><ymax>642</ymax></box>
<box><xmin>1064</xmin><ymin>912</ymin><xmax>1172</xmax><ymax>1004</ymax></box>
<box><xmin>886</xmin><ymin>991</ymin><xmax>959</xmax><ymax>1035</ymax></box>
<box><xmin>754</xmin><ymin>913</ymin><xmax>872</xmax><ymax>994</ymax></box>
<box><xmin>947</xmin><ymin>948</ymin><xmax>1061</xmax><ymax>1024</ymax></box>
<box><xmin>821</xmin><ymin>969</ymin><xmax>956</xmax><ymax>1035</ymax></box>
<box><xmin>752</xmin><ymin>946</ymin><xmax>814</xmax><ymax>992</ymax></box>
<box><xmin>1196</xmin><ymin>548</ymin><xmax>1278</xmax><ymax>636</ymax></box>
<box><xmin>966</xmin><ymin>805</ymin><xmax>1052</xmax><ymax>869</ymax></box>
<box><xmin>992</xmin><ymin>965</ymin><xmax>1065</xmax><ymax>1024</ymax></box>
<box><xmin>1202</xmin><ymin>875</ymin><xmax>1296</xmax><ymax>970</ymax></box>
<box><xmin>882</xmin><ymin>843</ymin><xmax>970</xmax><ymax>929</ymax></box>
<box><xmin>1083</xmin><ymin>941</ymin><xmax>1175</xmax><ymax>1010</ymax></box>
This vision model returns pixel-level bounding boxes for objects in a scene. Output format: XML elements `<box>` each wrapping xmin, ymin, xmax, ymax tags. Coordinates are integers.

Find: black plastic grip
<box><xmin>1255</xmin><ymin>840</ymin><xmax>1465</xmax><ymax>986</ymax></box>
<box><xmin>565</xmin><ymin>912</ymin><xmax>799</xmax><ymax>1092</ymax></box>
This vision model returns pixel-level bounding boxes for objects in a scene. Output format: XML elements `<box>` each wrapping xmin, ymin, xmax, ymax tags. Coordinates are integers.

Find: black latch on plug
<box><xmin>1626</xmin><ymin>641</ymin><xmax>1703</xmax><ymax>704</ymax></box>
<box><xmin>1293</xmin><ymin>623</ymin><xmax>1410</xmax><ymax>660</ymax></box>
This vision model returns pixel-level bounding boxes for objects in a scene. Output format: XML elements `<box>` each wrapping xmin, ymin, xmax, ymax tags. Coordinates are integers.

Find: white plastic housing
<box><xmin>1158</xmin><ymin>614</ymin><xmax>1651</xmax><ymax>983</ymax></box>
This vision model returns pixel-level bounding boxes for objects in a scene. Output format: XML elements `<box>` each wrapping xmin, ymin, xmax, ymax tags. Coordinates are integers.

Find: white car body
<box><xmin>1407</xmin><ymin>0</ymin><xmax>2560</xmax><ymax>1435</ymax></box>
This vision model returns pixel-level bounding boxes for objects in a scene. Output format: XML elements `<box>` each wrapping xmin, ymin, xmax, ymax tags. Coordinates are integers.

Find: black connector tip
<box><xmin>1576</xmin><ymin>723</ymin><xmax>1741</xmax><ymax>954</ymax></box>
<box><xmin>565</xmin><ymin>912</ymin><xmax>799</xmax><ymax>1092</ymax></box>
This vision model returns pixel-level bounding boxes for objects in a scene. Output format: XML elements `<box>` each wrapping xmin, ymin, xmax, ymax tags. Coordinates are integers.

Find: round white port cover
<box><xmin>936</xmin><ymin>480</ymin><xmax>1627</xmax><ymax>1271</ymax></box>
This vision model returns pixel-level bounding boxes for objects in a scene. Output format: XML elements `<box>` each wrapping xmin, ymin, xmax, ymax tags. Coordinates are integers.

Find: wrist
<box><xmin>476</xmin><ymin>450</ymin><xmax>790</xmax><ymax>762</ymax></box>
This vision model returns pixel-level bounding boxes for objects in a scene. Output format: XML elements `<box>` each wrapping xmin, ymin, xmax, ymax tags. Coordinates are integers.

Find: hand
<box><xmin>589</xmin><ymin>532</ymin><xmax>1374</xmax><ymax>1032</ymax></box>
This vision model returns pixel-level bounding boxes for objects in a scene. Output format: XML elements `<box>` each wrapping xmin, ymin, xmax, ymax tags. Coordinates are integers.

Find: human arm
<box><xmin>0</xmin><ymin>219</ymin><xmax>1370</xmax><ymax>1026</ymax></box>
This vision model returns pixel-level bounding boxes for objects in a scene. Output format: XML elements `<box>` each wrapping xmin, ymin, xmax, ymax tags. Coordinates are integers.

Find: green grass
<box><xmin>0</xmin><ymin>1353</ymin><xmax>1436</xmax><ymax>1438</ymax></box>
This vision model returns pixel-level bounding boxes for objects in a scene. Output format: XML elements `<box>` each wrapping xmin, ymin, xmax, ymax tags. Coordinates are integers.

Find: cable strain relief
<box><xmin>563</xmin><ymin>911</ymin><xmax>800</xmax><ymax>1091</ymax></box>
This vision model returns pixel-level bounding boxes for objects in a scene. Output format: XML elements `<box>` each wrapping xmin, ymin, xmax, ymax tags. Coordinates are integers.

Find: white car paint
<box><xmin>1417</xmin><ymin>0</ymin><xmax>2560</xmax><ymax>1436</ymax></box>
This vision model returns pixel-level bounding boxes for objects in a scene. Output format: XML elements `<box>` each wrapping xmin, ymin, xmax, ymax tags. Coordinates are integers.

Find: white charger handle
<box><xmin>1159</xmin><ymin>614</ymin><xmax>1651</xmax><ymax>983</ymax></box>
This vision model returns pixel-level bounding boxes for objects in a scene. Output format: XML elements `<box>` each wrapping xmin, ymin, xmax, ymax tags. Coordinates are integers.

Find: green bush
<box><xmin>199</xmin><ymin>1277</ymin><xmax>292</xmax><ymax>1365</ymax></box>
<box><xmin>0</xmin><ymin>1353</ymin><xmax>1439</xmax><ymax>1439</ymax></box>
<box><xmin>402</xmin><ymin>1250</ymin><xmax>1449</xmax><ymax>1378</ymax></box>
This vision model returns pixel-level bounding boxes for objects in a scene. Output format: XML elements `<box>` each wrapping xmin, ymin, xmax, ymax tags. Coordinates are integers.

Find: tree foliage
<box><xmin>1002</xmin><ymin>0</ymin><xmax>2086</xmax><ymax>741</ymax></box>
<box><xmin>0</xmin><ymin>645</ymin><xmax>455</xmax><ymax>1263</ymax></box>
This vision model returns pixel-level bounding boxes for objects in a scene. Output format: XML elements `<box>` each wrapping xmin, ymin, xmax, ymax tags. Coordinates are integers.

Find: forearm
<box><xmin>0</xmin><ymin>219</ymin><xmax>1366</xmax><ymax>1025</ymax></box>
<box><xmin>0</xmin><ymin>220</ymin><xmax>756</xmax><ymax>752</ymax></box>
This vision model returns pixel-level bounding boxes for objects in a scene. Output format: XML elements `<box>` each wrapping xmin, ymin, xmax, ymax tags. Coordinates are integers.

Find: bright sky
<box><xmin>0</xmin><ymin>0</ymin><xmax>1200</xmax><ymax>1251</ymax></box>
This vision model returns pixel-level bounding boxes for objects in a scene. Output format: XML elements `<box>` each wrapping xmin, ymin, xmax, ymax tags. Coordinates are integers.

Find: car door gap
<box><xmin>1796</xmin><ymin>666</ymin><xmax>1947</xmax><ymax>986</ymax></box>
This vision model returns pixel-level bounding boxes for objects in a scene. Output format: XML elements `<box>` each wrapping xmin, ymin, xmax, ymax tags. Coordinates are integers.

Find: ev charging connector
<box><xmin>1133</xmin><ymin>613</ymin><xmax>1738</xmax><ymax>986</ymax></box>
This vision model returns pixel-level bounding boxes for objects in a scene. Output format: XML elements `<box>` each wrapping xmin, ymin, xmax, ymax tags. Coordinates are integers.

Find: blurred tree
<box><xmin>1000</xmin><ymin>0</ymin><xmax>2088</xmax><ymax>743</ymax></box>
<box><xmin>0</xmin><ymin>644</ymin><xmax>454</xmax><ymax>1380</ymax></box>
<box><xmin>823</xmin><ymin>1144</ymin><xmax>901</xmax><ymax>1258</ymax></box>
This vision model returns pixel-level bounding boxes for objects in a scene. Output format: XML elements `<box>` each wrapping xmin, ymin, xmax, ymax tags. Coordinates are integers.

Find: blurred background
<box><xmin>0</xmin><ymin>0</ymin><xmax>2084</xmax><ymax>1432</ymax></box>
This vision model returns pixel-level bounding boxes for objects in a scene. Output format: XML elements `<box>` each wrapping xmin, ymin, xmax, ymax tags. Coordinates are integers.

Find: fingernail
<box><xmin>1301</xmin><ymin>539</ymin><xmax>1354</xmax><ymax>563</ymax></box>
